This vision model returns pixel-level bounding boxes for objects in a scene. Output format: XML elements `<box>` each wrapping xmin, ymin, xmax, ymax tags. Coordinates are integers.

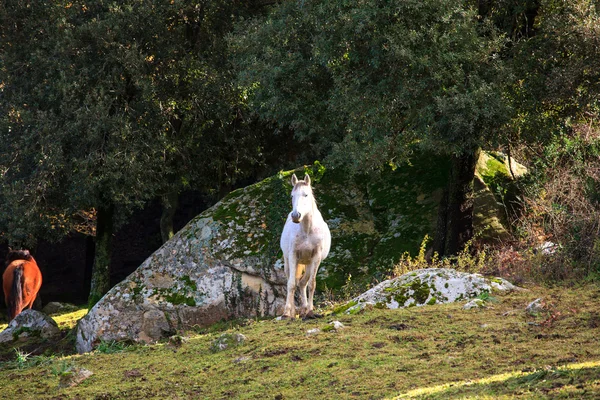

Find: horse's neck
<box><xmin>300</xmin><ymin>200</ymin><xmax>318</xmax><ymax>233</ymax></box>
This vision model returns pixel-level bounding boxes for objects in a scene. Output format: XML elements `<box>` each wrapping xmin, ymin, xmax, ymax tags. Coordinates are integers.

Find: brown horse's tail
<box><xmin>7</xmin><ymin>265</ymin><xmax>24</xmax><ymax>320</ymax></box>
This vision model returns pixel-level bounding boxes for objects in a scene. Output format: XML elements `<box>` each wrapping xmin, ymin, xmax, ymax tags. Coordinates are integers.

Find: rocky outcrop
<box><xmin>76</xmin><ymin>153</ymin><xmax>523</xmax><ymax>353</ymax></box>
<box><xmin>339</xmin><ymin>268</ymin><xmax>518</xmax><ymax>314</ymax></box>
<box><xmin>0</xmin><ymin>310</ymin><xmax>60</xmax><ymax>343</ymax></box>
<box><xmin>76</xmin><ymin>213</ymin><xmax>287</xmax><ymax>353</ymax></box>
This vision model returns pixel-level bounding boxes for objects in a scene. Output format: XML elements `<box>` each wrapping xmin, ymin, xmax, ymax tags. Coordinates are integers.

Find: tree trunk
<box><xmin>88</xmin><ymin>203</ymin><xmax>115</xmax><ymax>308</ymax></box>
<box><xmin>432</xmin><ymin>149</ymin><xmax>481</xmax><ymax>258</ymax></box>
<box><xmin>160</xmin><ymin>192</ymin><xmax>179</xmax><ymax>243</ymax></box>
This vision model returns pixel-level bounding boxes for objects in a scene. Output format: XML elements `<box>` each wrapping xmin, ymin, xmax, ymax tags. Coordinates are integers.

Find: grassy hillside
<box><xmin>0</xmin><ymin>283</ymin><xmax>599</xmax><ymax>399</ymax></box>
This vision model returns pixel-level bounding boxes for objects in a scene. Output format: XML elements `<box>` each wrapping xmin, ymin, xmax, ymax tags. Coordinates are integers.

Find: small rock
<box><xmin>526</xmin><ymin>298</ymin><xmax>545</xmax><ymax>315</ymax></box>
<box><xmin>463</xmin><ymin>299</ymin><xmax>485</xmax><ymax>310</ymax></box>
<box><xmin>306</xmin><ymin>328</ymin><xmax>321</xmax><ymax>336</ymax></box>
<box><xmin>58</xmin><ymin>367</ymin><xmax>93</xmax><ymax>388</ymax></box>
<box><xmin>331</xmin><ymin>321</ymin><xmax>345</xmax><ymax>330</ymax></box>
<box><xmin>210</xmin><ymin>333</ymin><xmax>246</xmax><ymax>352</ymax></box>
<box><xmin>0</xmin><ymin>310</ymin><xmax>60</xmax><ymax>343</ymax></box>
<box><xmin>167</xmin><ymin>335</ymin><xmax>187</xmax><ymax>350</ymax></box>
<box><xmin>539</xmin><ymin>241</ymin><xmax>558</xmax><ymax>255</ymax></box>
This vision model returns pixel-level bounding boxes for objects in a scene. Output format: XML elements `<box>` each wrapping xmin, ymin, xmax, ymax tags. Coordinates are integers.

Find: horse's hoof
<box><xmin>301</xmin><ymin>312</ymin><xmax>322</xmax><ymax>320</ymax></box>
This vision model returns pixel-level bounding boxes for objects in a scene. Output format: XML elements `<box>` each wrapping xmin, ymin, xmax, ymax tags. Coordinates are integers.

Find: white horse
<box><xmin>280</xmin><ymin>173</ymin><xmax>331</xmax><ymax>319</ymax></box>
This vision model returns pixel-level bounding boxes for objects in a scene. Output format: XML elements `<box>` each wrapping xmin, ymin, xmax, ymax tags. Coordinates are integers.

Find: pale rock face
<box><xmin>76</xmin><ymin>209</ymin><xmax>286</xmax><ymax>353</ymax></box>
<box><xmin>343</xmin><ymin>268</ymin><xmax>518</xmax><ymax>313</ymax></box>
<box><xmin>0</xmin><ymin>310</ymin><xmax>60</xmax><ymax>343</ymax></box>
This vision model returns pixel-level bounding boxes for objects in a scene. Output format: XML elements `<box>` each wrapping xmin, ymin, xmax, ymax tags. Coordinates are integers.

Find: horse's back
<box><xmin>24</xmin><ymin>259</ymin><xmax>42</xmax><ymax>289</ymax></box>
<box><xmin>3</xmin><ymin>259</ymin><xmax>42</xmax><ymax>294</ymax></box>
<box><xmin>316</xmin><ymin>213</ymin><xmax>332</xmax><ymax>261</ymax></box>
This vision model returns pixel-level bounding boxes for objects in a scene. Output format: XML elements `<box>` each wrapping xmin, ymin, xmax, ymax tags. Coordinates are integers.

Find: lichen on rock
<box><xmin>0</xmin><ymin>310</ymin><xmax>60</xmax><ymax>343</ymax></box>
<box><xmin>342</xmin><ymin>268</ymin><xmax>518</xmax><ymax>313</ymax></box>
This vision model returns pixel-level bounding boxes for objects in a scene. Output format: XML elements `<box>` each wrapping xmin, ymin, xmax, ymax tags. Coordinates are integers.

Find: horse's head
<box><xmin>290</xmin><ymin>174</ymin><xmax>313</xmax><ymax>223</ymax></box>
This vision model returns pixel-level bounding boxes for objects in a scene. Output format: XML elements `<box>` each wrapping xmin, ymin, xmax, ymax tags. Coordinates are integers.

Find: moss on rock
<box><xmin>343</xmin><ymin>268</ymin><xmax>518</xmax><ymax>313</ymax></box>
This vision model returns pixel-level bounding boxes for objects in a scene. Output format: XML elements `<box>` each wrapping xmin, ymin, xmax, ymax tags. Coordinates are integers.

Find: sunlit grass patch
<box><xmin>0</xmin><ymin>284</ymin><xmax>598</xmax><ymax>399</ymax></box>
<box><xmin>53</xmin><ymin>307</ymin><xmax>88</xmax><ymax>331</ymax></box>
<box><xmin>393</xmin><ymin>360</ymin><xmax>600</xmax><ymax>399</ymax></box>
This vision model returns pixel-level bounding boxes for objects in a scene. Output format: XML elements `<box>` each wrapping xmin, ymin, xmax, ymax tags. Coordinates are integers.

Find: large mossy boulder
<box><xmin>76</xmin><ymin>152</ymin><xmax>521</xmax><ymax>353</ymax></box>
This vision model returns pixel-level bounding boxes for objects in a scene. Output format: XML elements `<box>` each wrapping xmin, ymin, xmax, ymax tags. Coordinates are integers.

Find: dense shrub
<box><xmin>497</xmin><ymin>130</ymin><xmax>600</xmax><ymax>282</ymax></box>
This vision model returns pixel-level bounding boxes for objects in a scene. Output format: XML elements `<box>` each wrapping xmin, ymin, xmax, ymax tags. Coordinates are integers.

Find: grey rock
<box><xmin>330</xmin><ymin>321</ymin><xmax>345</xmax><ymax>330</ymax></box>
<box><xmin>306</xmin><ymin>328</ymin><xmax>321</xmax><ymax>336</ymax></box>
<box><xmin>210</xmin><ymin>333</ymin><xmax>246</xmax><ymax>352</ymax></box>
<box><xmin>76</xmin><ymin>210</ymin><xmax>287</xmax><ymax>353</ymax></box>
<box><xmin>58</xmin><ymin>367</ymin><xmax>93</xmax><ymax>389</ymax></box>
<box><xmin>463</xmin><ymin>298</ymin><xmax>486</xmax><ymax>310</ymax></box>
<box><xmin>343</xmin><ymin>268</ymin><xmax>518</xmax><ymax>313</ymax></box>
<box><xmin>0</xmin><ymin>310</ymin><xmax>60</xmax><ymax>343</ymax></box>
<box><xmin>526</xmin><ymin>298</ymin><xmax>545</xmax><ymax>315</ymax></box>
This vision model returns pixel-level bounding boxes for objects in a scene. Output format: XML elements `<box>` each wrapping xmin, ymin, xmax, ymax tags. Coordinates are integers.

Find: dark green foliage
<box><xmin>0</xmin><ymin>1</ymin><xmax>268</xmax><ymax>245</ymax></box>
<box><xmin>232</xmin><ymin>0</ymin><xmax>512</xmax><ymax>256</ymax></box>
<box><xmin>232</xmin><ymin>0</ymin><xmax>510</xmax><ymax>171</ymax></box>
<box><xmin>0</xmin><ymin>1</ymin><xmax>271</xmax><ymax>302</ymax></box>
<box><xmin>95</xmin><ymin>339</ymin><xmax>137</xmax><ymax>355</ymax></box>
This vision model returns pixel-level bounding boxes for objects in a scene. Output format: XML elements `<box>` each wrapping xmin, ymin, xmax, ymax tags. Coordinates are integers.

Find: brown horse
<box><xmin>3</xmin><ymin>249</ymin><xmax>42</xmax><ymax>320</ymax></box>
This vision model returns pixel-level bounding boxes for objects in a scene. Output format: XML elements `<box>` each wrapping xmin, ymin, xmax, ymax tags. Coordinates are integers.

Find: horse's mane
<box><xmin>6</xmin><ymin>249</ymin><xmax>33</xmax><ymax>266</ymax></box>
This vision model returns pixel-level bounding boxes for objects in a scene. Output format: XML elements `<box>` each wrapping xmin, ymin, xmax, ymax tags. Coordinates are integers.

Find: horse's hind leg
<box><xmin>300</xmin><ymin>263</ymin><xmax>321</xmax><ymax>319</ymax></box>
<box><xmin>303</xmin><ymin>262</ymin><xmax>322</xmax><ymax>319</ymax></box>
<box><xmin>298</xmin><ymin>266</ymin><xmax>311</xmax><ymax>317</ymax></box>
<box><xmin>307</xmin><ymin>272</ymin><xmax>318</xmax><ymax>315</ymax></box>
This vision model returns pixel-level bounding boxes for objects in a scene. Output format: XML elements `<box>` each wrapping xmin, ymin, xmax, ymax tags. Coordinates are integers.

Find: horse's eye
<box><xmin>303</xmin><ymin>194</ymin><xmax>308</xmax><ymax>197</ymax></box>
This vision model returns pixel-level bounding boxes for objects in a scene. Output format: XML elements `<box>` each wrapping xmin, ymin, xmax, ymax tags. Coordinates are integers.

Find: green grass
<box><xmin>1</xmin><ymin>285</ymin><xmax>599</xmax><ymax>399</ymax></box>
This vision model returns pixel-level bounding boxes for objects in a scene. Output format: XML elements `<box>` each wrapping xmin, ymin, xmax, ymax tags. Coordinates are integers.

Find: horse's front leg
<box><xmin>298</xmin><ymin>264</ymin><xmax>312</xmax><ymax>317</ymax></box>
<box><xmin>282</xmin><ymin>255</ymin><xmax>297</xmax><ymax>319</ymax></box>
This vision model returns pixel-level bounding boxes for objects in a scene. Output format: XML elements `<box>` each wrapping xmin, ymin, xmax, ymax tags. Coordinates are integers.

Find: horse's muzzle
<box><xmin>291</xmin><ymin>211</ymin><xmax>301</xmax><ymax>223</ymax></box>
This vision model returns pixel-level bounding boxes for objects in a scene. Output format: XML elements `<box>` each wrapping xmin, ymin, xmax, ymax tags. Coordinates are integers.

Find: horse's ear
<box><xmin>291</xmin><ymin>174</ymin><xmax>298</xmax><ymax>186</ymax></box>
<box><xmin>304</xmin><ymin>174</ymin><xmax>311</xmax><ymax>186</ymax></box>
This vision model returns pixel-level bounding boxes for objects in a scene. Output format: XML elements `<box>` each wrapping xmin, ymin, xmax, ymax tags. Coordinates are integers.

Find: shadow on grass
<box><xmin>393</xmin><ymin>361</ymin><xmax>600</xmax><ymax>399</ymax></box>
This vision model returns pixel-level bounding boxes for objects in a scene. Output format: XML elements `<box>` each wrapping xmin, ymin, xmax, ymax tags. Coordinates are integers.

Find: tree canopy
<box><xmin>232</xmin><ymin>0</ymin><xmax>511</xmax><ymax>171</ymax></box>
<box><xmin>0</xmin><ymin>0</ymin><xmax>270</xmax><ymax>304</ymax></box>
<box><xmin>0</xmin><ymin>0</ymin><xmax>598</xmax><ymax>302</ymax></box>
